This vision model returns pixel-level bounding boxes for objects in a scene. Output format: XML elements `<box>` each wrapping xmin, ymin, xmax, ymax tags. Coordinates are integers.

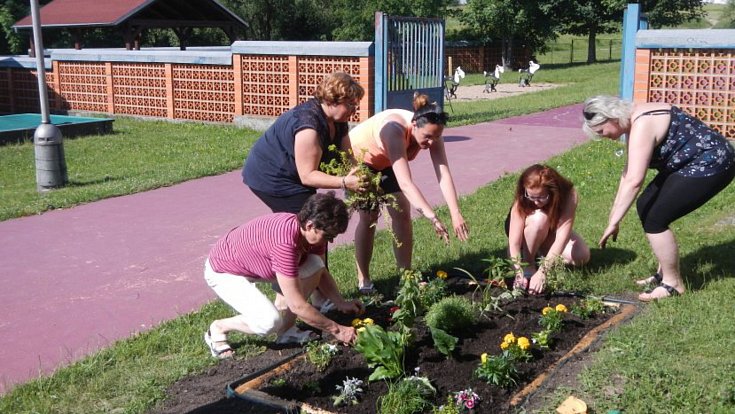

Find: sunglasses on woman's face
<box><xmin>524</xmin><ymin>191</ymin><xmax>549</xmax><ymax>203</ymax></box>
<box><xmin>583</xmin><ymin>111</ymin><xmax>596</xmax><ymax>121</ymax></box>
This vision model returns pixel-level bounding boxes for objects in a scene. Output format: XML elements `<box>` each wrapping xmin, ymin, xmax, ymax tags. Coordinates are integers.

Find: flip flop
<box><xmin>204</xmin><ymin>330</ymin><xmax>233</xmax><ymax>359</ymax></box>
<box><xmin>275</xmin><ymin>326</ymin><xmax>319</xmax><ymax>345</ymax></box>
<box><xmin>639</xmin><ymin>283</ymin><xmax>680</xmax><ymax>302</ymax></box>
<box><xmin>636</xmin><ymin>272</ymin><xmax>663</xmax><ymax>286</ymax></box>
<box><xmin>358</xmin><ymin>282</ymin><xmax>376</xmax><ymax>295</ymax></box>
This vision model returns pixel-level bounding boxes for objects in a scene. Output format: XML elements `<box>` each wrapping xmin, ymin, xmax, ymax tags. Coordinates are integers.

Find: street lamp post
<box><xmin>30</xmin><ymin>0</ymin><xmax>67</xmax><ymax>191</ymax></box>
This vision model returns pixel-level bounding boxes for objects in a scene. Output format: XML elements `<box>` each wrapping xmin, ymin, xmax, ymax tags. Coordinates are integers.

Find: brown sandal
<box><xmin>639</xmin><ymin>283</ymin><xmax>680</xmax><ymax>302</ymax></box>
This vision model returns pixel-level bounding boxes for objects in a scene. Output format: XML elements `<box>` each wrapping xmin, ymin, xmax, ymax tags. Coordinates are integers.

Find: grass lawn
<box><xmin>2</xmin><ymin>59</ymin><xmax>735</xmax><ymax>413</ymax></box>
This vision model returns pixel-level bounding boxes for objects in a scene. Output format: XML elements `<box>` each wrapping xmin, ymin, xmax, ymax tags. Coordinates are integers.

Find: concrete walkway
<box><xmin>0</xmin><ymin>103</ymin><xmax>588</xmax><ymax>394</ymax></box>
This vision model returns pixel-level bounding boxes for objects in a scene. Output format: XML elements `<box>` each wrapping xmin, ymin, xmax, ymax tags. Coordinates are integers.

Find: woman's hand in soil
<box><xmin>513</xmin><ymin>273</ymin><xmax>529</xmax><ymax>291</ymax></box>
<box><xmin>334</xmin><ymin>325</ymin><xmax>357</xmax><ymax>345</ymax></box>
<box><xmin>528</xmin><ymin>272</ymin><xmax>546</xmax><ymax>295</ymax></box>
<box><xmin>336</xmin><ymin>299</ymin><xmax>364</xmax><ymax>315</ymax></box>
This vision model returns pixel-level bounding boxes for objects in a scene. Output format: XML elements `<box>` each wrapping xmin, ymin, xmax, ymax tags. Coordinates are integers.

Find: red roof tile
<box><xmin>15</xmin><ymin>0</ymin><xmax>152</xmax><ymax>28</ymax></box>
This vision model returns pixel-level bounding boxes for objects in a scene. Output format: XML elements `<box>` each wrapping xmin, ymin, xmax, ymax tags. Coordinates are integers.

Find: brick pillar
<box><xmin>359</xmin><ymin>56</ymin><xmax>374</xmax><ymax>121</ymax></box>
<box><xmin>232</xmin><ymin>54</ymin><xmax>243</xmax><ymax>116</ymax></box>
<box><xmin>50</xmin><ymin>60</ymin><xmax>62</xmax><ymax>111</ymax></box>
<box><xmin>288</xmin><ymin>55</ymin><xmax>299</xmax><ymax>108</ymax></box>
<box><xmin>633</xmin><ymin>49</ymin><xmax>651</xmax><ymax>103</ymax></box>
<box><xmin>105</xmin><ymin>62</ymin><xmax>114</xmax><ymax>114</ymax></box>
<box><xmin>164</xmin><ymin>63</ymin><xmax>174</xmax><ymax>119</ymax></box>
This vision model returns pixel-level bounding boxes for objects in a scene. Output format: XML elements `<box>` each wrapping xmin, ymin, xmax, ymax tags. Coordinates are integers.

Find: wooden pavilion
<box><xmin>13</xmin><ymin>0</ymin><xmax>249</xmax><ymax>54</ymax></box>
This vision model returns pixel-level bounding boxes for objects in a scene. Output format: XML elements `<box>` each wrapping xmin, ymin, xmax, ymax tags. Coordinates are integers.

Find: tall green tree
<box><xmin>461</xmin><ymin>0</ymin><xmax>556</xmax><ymax>68</ymax></box>
<box><xmin>332</xmin><ymin>0</ymin><xmax>454</xmax><ymax>41</ymax></box>
<box><xmin>1</xmin><ymin>0</ymin><xmax>54</xmax><ymax>55</ymax></box>
<box><xmin>548</xmin><ymin>0</ymin><xmax>704</xmax><ymax>63</ymax></box>
<box><xmin>723</xmin><ymin>0</ymin><xmax>735</xmax><ymax>28</ymax></box>
<box><xmin>221</xmin><ymin>0</ymin><xmax>337</xmax><ymax>40</ymax></box>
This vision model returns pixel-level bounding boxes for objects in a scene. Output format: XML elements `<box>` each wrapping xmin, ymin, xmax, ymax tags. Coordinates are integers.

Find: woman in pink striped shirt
<box><xmin>203</xmin><ymin>192</ymin><xmax>363</xmax><ymax>359</ymax></box>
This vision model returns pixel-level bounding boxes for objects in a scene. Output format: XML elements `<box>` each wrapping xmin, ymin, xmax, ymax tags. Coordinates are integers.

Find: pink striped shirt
<box><xmin>208</xmin><ymin>213</ymin><xmax>325</xmax><ymax>280</ymax></box>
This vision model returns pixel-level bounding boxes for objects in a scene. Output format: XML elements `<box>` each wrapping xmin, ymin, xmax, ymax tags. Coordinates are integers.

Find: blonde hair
<box><xmin>314</xmin><ymin>72</ymin><xmax>365</xmax><ymax>106</ymax></box>
<box><xmin>582</xmin><ymin>95</ymin><xmax>633</xmax><ymax>138</ymax></box>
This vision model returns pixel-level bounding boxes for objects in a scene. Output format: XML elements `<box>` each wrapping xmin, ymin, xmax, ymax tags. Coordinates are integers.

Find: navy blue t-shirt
<box><xmin>242</xmin><ymin>99</ymin><xmax>347</xmax><ymax>196</ymax></box>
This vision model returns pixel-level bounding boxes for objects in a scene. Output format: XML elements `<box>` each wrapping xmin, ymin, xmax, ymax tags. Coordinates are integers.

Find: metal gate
<box><xmin>374</xmin><ymin>12</ymin><xmax>445</xmax><ymax>112</ymax></box>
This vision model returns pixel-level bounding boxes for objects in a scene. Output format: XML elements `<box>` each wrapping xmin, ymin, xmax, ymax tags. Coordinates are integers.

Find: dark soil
<box><xmin>149</xmin><ymin>283</ymin><xmax>624</xmax><ymax>414</ymax></box>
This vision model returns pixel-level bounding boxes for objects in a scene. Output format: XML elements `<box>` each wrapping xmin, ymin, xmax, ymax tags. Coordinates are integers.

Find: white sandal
<box><xmin>204</xmin><ymin>329</ymin><xmax>233</xmax><ymax>359</ymax></box>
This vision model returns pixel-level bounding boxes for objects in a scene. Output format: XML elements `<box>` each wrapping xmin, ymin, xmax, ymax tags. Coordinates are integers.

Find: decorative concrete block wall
<box><xmin>0</xmin><ymin>42</ymin><xmax>374</xmax><ymax>124</ymax></box>
<box><xmin>634</xmin><ymin>30</ymin><xmax>735</xmax><ymax>138</ymax></box>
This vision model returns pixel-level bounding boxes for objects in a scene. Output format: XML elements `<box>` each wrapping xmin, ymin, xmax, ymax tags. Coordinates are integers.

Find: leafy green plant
<box><xmin>393</xmin><ymin>269</ymin><xmax>425</xmax><ymax>327</ymax></box>
<box><xmin>571</xmin><ymin>296</ymin><xmax>607</xmax><ymax>319</ymax></box>
<box><xmin>419</xmin><ymin>270</ymin><xmax>449</xmax><ymax>309</ymax></box>
<box><xmin>531</xmin><ymin>329</ymin><xmax>553</xmax><ymax>349</ymax></box>
<box><xmin>332</xmin><ymin>377</ymin><xmax>364</xmax><ymax>407</ymax></box>
<box><xmin>474</xmin><ymin>352</ymin><xmax>518</xmax><ymax>387</ymax></box>
<box><xmin>454</xmin><ymin>265</ymin><xmax>523</xmax><ymax>316</ymax></box>
<box><xmin>305</xmin><ymin>341</ymin><xmax>339</xmax><ymax>372</ymax></box>
<box><xmin>378</xmin><ymin>375</ymin><xmax>436</xmax><ymax>414</ymax></box>
<box><xmin>433</xmin><ymin>395</ymin><xmax>462</xmax><ymax>414</ymax></box>
<box><xmin>540</xmin><ymin>256</ymin><xmax>567</xmax><ymax>294</ymax></box>
<box><xmin>539</xmin><ymin>304</ymin><xmax>568</xmax><ymax>333</ymax></box>
<box><xmin>429</xmin><ymin>326</ymin><xmax>458</xmax><ymax>358</ymax></box>
<box><xmin>354</xmin><ymin>324</ymin><xmax>408</xmax><ymax>381</ymax></box>
<box><xmin>482</xmin><ymin>256</ymin><xmax>520</xmax><ymax>284</ymax></box>
<box><xmin>500</xmin><ymin>332</ymin><xmax>533</xmax><ymax>362</ymax></box>
<box><xmin>424</xmin><ymin>295</ymin><xmax>477</xmax><ymax>335</ymax></box>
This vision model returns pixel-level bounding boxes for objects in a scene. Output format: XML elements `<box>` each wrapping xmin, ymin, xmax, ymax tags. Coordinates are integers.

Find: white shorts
<box><xmin>203</xmin><ymin>255</ymin><xmax>324</xmax><ymax>335</ymax></box>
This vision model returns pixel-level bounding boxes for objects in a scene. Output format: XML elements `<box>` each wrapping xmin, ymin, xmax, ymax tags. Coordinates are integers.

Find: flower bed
<box><xmin>228</xmin><ymin>275</ymin><xmax>626</xmax><ymax>414</ymax></box>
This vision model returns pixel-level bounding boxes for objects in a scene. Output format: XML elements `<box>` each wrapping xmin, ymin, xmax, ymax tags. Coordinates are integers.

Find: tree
<box><xmin>461</xmin><ymin>0</ymin><xmax>556</xmax><ymax>67</ymax></box>
<box><xmin>332</xmin><ymin>0</ymin><xmax>454</xmax><ymax>41</ymax></box>
<box><xmin>221</xmin><ymin>0</ymin><xmax>338</xmax><ymax>40</ymax></box>
<box><xmin>549</xmin><ymin>0</ymin><xmax>704</xmax><ymax>63</ymax></box>
<box><xmin>723</xmin><ymin>0</ymin><xmax>735</xmax><ymax>28</ymax></box>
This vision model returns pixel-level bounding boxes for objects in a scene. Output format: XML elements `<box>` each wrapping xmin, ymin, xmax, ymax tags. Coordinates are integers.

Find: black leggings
<box><xmin>636</xmin><ymin>166</ymin><xmax>735</xmax><ymax>233</ymax></box>
<box><xmin>249</xmin><ymin>188</ymin><xmax>314</xmax><ymax>214</ymax></box>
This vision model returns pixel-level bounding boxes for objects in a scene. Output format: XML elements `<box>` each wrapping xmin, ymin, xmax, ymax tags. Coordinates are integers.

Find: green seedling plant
<box><xmin>354</xmin><ymin>324</ymin><xmax>408</xmax><ymax>381</ymax></box>
<box><xmin>474</xmin><ymin>352</ymin><xmax>518</xmax><ymax>387</ymax></box>
<box><xmin>305</xmin><ymin>341</ymin><xmax>339</xmax><ymax>372</ymax></box>
<box><xmin>539</xmin><ymin>256</ymin><xmax>567</xmax><ymax>294</ymax></box>
<box><xmin>429</xmin><ymin>326</ymin><xmax>458</xmax><ymax>359</ymax></box>
<box><xmin>332</xmin><ymin>377</ymin><xmax>364</xmax><ymax>407</ymax></box>
<box><xmin>392</xmin><ymin>269</ymin><xmax>425</xmax><ymax>328</ymax></box>
<box><xmin>425</xmin><ymin>295</ymin><xmax>477</xmax><ymax>335</ymax></box>
<box><xmin>378</xmin><ymin>375</ymin><xmax>436</xmax><ymax>414</ymax></box>
<box><xmin>419</xmin><ymin>270</ymin><xmax>450</xmax><ymax>310</ymax></box>
<box><xmin>454</xmin><ymin>265</ymin><xmax>523</xmax><ymax>317</ymax></box>
<box><xmin>570</xmin><ymin>296</ymin><xmax>607</xmax><ymax>319</ymax></box>
<box><xmin>539</xmin><ymin>304</ymin><xmax>568</xmax><ymax>333</ymax></box>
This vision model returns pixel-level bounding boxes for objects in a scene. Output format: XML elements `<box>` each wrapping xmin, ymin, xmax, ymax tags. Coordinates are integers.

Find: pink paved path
<box><xmin>0</xmin><ymin>104</ymin><xmax>588</xmax><ymax>394</ymax></box>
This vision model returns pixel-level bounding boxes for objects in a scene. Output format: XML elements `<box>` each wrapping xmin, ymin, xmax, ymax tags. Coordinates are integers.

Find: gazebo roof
<box><xmin>13</xmin><ymin>0</ymin><xmax>248</xmax><ymax>30</ymax></box>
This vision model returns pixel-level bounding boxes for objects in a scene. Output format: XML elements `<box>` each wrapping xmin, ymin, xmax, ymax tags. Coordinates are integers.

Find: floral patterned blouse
<box><xmin>648</xmin><ymin>106</ymin><xmax>734</xmax><ymax>177</ymax></box>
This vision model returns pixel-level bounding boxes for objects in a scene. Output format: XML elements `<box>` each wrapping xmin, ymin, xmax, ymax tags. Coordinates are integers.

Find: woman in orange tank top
<box><xmin>343</xmin><ymin>93</ymin><xmax>470</xmax><ymax>293</ymax></box>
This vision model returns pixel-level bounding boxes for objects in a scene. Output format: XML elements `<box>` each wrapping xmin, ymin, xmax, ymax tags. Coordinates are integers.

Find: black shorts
<box><xmin>636</xmin><ymin>165</ymin><xmax>735</xmax><ymax>233</ymax></box>
<box><xmin>368</xmin><ymin>165</ymin><xmax>401</xmax><ymax>194</ymax></box>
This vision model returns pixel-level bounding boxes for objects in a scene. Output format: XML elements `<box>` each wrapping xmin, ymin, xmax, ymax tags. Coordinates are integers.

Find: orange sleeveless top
<box><xmin>348</xmin><ymin>109</ymin><xmax>420</xmax><ymax>170</ymax></box>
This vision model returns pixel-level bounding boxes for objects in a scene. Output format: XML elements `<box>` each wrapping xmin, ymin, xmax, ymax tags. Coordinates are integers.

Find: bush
<box><xmin>378</xmin><ymin>376</ymin><xmax>436</xmax><ymax>414</ymax></box>
<box><xmin>425</xmin><ymin>296</ymin><xmax>477</xmax><ymax>335</ymax></box>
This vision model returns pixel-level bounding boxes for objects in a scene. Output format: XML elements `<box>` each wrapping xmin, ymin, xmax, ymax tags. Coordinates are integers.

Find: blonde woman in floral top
<box><xmin>583</xmin><ymin>95</ymin><xmax>735</xmax><ymax>301</ymax></box>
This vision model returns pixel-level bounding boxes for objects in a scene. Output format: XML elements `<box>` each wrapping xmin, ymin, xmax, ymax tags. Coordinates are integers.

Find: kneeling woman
<box><xmin>203</xmin><ymin>192</ymin><xmax>363</xmax><ymax>359</ymax></box>
<box><xmin>506</xmin><ymin>164</ymin><xmax>590</xmax><ymax>295</ymax></box>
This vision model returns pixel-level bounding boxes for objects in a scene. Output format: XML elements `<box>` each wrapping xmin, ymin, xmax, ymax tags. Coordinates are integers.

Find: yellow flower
<box><xmin>480</xmin><ymin>353</ymin><xmax>488</xmax><ymax>364</ymax></box>
<box><xmin>500</xmin><ymin>342</ymin><xmax>509</xmax><ymax>350</ymax></box>
<box><xmin>351</xmin><ymin>318</ymin><xmax>362</xmax><ymax>327</ymax></box>
<box><xmin>517</xmin><ymin>337</ymin><xmax>531</xmax><ymax>351</ymax></box>
<box><xmin>436</xmin><ymin>270</ymin><xmax>448</xmax><ymax>279</ymax></box>
<box><xmin>362</xmin><ymin>318</ymin><xmax>374</xmax><ymax>325</ymax></box>
<box><xmin>357</xmin><ymin>327</ymin><xmax>366</xmax><ymax>333</ymax></box>
<box><xmin>542</xmin><ymin>306</ymin><xmax>553</xmax><ymax>315</ymax></box>
<box><xmin>555</xmin><ymin>304</ymin><xmax>568</xmax><ymax>313</ymax></box>
<box><xmin>503</xmin><ymin>332</ymin><xmax>516</xmax><ymax>344</ymax></box>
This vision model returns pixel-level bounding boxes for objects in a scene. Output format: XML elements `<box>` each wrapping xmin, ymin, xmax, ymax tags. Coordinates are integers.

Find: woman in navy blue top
<box><xmin>243</xmin><ymin>72</ymin><xmax>365</xmax><ymax>214</ymax></box>
<box><xmin>583</xmin><ymin>95</ymin><xmax>734</xmax><ymax>301</ymax></box>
